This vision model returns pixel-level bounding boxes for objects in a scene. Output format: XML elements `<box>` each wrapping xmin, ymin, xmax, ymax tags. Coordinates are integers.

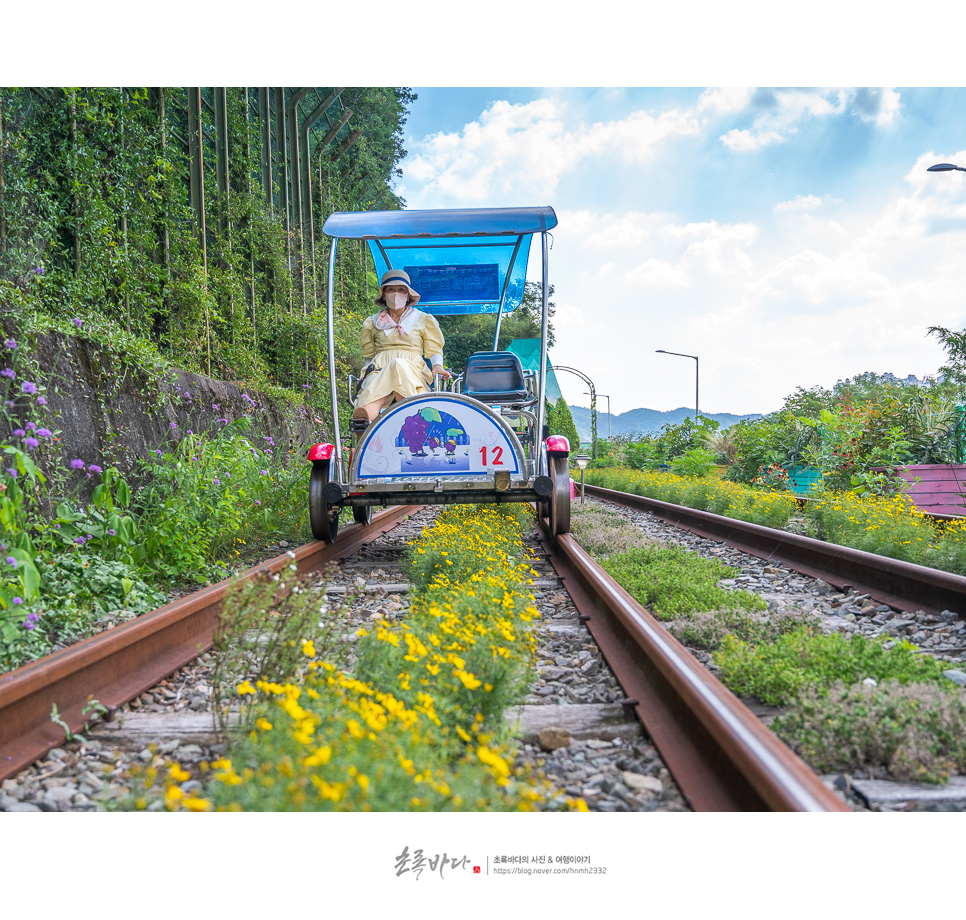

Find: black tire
<box><xmin>548</xmin><ymin>454</ymin><xmax>571</xmax><ymax>538</ymax></box>
<box><xmin>309</xmin><ymin>460</ymin><xmax>340</xmax><ymax>544</ymax></box>
<box><xmin>352</xmin><ymin>504</ymin><xmax>373</xmax><ymax>526</ymax></box>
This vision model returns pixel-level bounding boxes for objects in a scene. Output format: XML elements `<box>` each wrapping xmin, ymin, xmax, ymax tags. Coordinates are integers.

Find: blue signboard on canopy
<box><xmin>405</xmin><ymin>264</ymin><xmax>500</xmax><ymax>305</ymax></box>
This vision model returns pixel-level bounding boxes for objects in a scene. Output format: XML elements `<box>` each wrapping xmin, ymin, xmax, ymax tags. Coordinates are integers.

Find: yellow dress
<box><xmin>355</xmin><ymin>309</ymin><xmax>446</xmax><ymax>408</ymax></box>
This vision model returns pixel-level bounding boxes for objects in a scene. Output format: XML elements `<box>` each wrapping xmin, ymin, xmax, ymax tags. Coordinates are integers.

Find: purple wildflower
<box><xmin>36</xmin><ymin>428</ymin><xmax>51</xmax><ymax>438</ymax></box>
<box><xmin>169</xmin><ymin>422</ymin><xmax>177</xmax><ymax>429</ymax></box>
<box><xmin>36</xmin><ymin>396</ymin><xmax>47</xmax><ymax>406</ymax></box>
<box><xmin>155</xmin><ymin>449</ymin><xmax>162</xmax><ymax>457</ymax></box>
<box><xmin>69</xmin><ymin>459</ymin><xmax>85</xmax><ymax>470</ymax></box>
<box><xmin>187</xmin><ymin>430</ymin><xmax>193</xmax><ymax>436</ymax></box>
<box><xmin>1</xmin><ymin>368</ymin><xmax>14</xmax><ymax>380</ymax></box>
<box><xmin>260</xmin><ymin>469</ymin><xmax>268</xmax><ymax>476</ymax></box>
<box><xmin>72</xmin><ymin>317</ymin><xmax>83</xmax><ymax>328</ymax></box>
<box><xmin>264</xmin><ymin>436</ymin><xmax>275</xmax><ymax>446</ymax></box>
<box><xmin>21</xmin><ymin>381</ymin><xmax>37</xmax><ymax>395</ymax></box>
<box><xmin>212</xmin><ymin>404</ymin><xmax>219</xmax><ymax>410</ymax></box>
<box><xmin>23</xmin><ymin>612</ymin><xmax>40</xmax><ymax>631</ymax></box>
<box><xmin>13</xmin><ymin>428</ymin><xmax>25</xmax><ymax>438</ymax></box>
<box><xmin>255</xmin><ymin>500</ymin><xmax>261</xmax><ymax>506</ymax></box>
<box><xmin>16</xmin><ymin>598</ymin><xmax>26</xmax><ymax>608</ymax></box>
<box><xmin>5</xmin><ymin>556</ymin><xmax>17</xmax><ymax>568</ymax></box>
<box><xmin>88</xmin><ymin>464</ymin><xmax>102</xmax><ymax>475</ymax></box>
<box><xmin>23</xmin><ymin>437</ymin><xmax>39</xmax><ymax>450</ymax></box>
<box><xmin>108</xmin><ymin>529</ymin><xmax>116</xmax><ymax>536</ymax></box>
<box><xmin>218</xmin><ymin>418</ymin><xmax>228</xmax><ymax>425</ymax></box>
<box><xmin>213</xmin><ymin>478</ymin><xmax>220</xmax><ymax>485</ymax></box>
<box><xmin>33</xmin><ymin>266</ymin><xmax>44</xmax><ymax>276</ymax></box>
<box><xmin>26</xmin><ymin>422</ymin><xmax>36</xmax><ymax>431</ymax></box>
<box><xmin>6</xmin><ymin>468</ymin><xmax>17</xmax><ymax>478</ymax></box>
<box><xmin>5</xmin><ymin>339</ymin><xmax>16</xmax><ymax>349</ymax></box>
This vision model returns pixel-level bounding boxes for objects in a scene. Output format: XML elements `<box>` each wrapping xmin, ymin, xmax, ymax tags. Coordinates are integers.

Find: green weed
<box><xmin>715</xmin><ymin>626</ymin><xmax>947</xmax><ymax>706</ymax></box>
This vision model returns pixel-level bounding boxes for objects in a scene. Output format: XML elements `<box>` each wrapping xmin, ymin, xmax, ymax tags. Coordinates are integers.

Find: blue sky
<box><xmin>395</xmin><ymin>87</ymin><xmax>966</xmax><ymax>415</ymax></box>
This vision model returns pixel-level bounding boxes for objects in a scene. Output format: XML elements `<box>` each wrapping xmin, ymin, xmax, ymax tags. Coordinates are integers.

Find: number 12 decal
<box><xmin>480</xmin><ymin>446</ymin><xmax>504</xmax><ymax>466</ymax></box>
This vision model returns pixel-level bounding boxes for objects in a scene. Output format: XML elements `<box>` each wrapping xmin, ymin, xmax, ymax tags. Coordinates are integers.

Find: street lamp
<box><xmin>584</xmin><ymin>391</ymin><xmax>611</xmax><ymax>439</ymax></box>
<box><xmin>928</xmin><ymin>163</ymin><xmax>966</xmax><ymax>172</ymax></box>
<box><xmin>574</xmin><ymin>454</ymin><xmax>591</xmax><ymax>505</ymax></box>
<box><xmin>656</xmin><ymin>350</ymin><xmax>699</xmax><ymax>420</ymax></box>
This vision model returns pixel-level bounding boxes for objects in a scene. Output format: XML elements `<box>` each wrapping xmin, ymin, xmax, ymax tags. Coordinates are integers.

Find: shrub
<box><xmin>668</xmin><ymin>606</ymin><xmax>815</xmax><ymax>650</ymax></box>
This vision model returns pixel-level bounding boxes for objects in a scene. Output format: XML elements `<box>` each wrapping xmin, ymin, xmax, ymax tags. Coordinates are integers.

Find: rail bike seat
<box><xmin>463</xmin><ymin>351</ymin><xmax>532</xmax><ymax>405</ymax></box>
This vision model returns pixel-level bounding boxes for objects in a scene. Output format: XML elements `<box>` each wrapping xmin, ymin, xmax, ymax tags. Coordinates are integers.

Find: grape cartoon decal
<box><xmin>397</xmin><ymin>407</ymin><xmax>467</xmax><ymax>466</ymax></box>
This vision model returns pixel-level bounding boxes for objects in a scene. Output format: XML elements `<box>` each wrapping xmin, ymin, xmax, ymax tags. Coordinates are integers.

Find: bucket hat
<box><xmin>375</xmin><ymin>268</ymin><xmax>420</xmax><ymax>306</ymax></box>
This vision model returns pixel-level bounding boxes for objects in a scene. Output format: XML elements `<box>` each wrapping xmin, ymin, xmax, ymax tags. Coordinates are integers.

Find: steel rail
<box><xmin>585</xmin><ymin>484</ymin><xmax>966</xmax><ymax>617</ymax></box>
<box><xmin>0</xmin><ymin>506</ymin><xmax>418</xmax><ymax>783</ymax></box>
<box><xmin>537</xmin><ymin>519</ymin><xmax>848</xmax><ymax>811</ymax></box>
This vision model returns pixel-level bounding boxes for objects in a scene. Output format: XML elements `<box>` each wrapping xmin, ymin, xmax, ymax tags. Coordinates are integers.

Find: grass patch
<box><xmin>601</xmin><ymin>544</ymin><xmax>767</xmax><ymax>619</ymax></box>
<box><xmin>773</xmin><ymin>679</ymin><xmax>966</xmax><ymax>784</ymax></box>
<box><xmin>715</xmin><ymin>625</ymin><xmax>948</xmax><ymax>706</ymax></box>
<box><xmin>570</xmin><ymin>502</ymin><xmax>655</xmax><ymax>557</ymax></box>
<box><xmin>571</xmin><ymin>502</ymin><xmax>765</xmax><ymax>619</ymax></box>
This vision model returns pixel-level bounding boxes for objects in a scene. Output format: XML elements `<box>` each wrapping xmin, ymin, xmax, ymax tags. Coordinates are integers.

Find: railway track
<box><xmin>0</xmin><ymin>500</ymin><xmax>849</xmax><ymax>812</ymax></box>
<box><xmin>583</xmin><ymin>483</ymin><xmax>966</xmax><ymax>618</ymax></box>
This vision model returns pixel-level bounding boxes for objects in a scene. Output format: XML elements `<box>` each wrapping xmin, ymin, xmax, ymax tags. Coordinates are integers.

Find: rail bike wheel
<box><xmin>548</xmin><ymin>454</ymin><xmax>571</xmax><ymax>538</ymax></box>
<box><xmin>309</xmin><ymin>460</ymin><xmax>340</xmax><ymax>544</ymax></box>
<box><xmin>352</xmin><ymin>503</ymin><xmax>373</xmax><ymax>526</ymax></box>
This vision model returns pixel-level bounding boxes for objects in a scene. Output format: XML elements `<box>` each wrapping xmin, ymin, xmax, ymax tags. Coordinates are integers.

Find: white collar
<box><xmin>375</xmin><ymin>308</ymin><xmax>421</xmax><ymax>337</ymax></box>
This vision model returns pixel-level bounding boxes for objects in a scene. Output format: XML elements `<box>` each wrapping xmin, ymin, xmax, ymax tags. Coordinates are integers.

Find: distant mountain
<box><xmin>568</xmin><ymin>405</ymin><xmax>763</xmax><ymax>441</ymax></box>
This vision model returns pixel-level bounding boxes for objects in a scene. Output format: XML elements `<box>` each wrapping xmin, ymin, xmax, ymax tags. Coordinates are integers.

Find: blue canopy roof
<box><xmin>322</xmin><ymin>207</ymin><xmax>557</xmax><ymax>316</ymax></box>
<box><xmin>322</xmin><ymin>207</ymin><xmax>557</xmax><ymax>239</ymax></box>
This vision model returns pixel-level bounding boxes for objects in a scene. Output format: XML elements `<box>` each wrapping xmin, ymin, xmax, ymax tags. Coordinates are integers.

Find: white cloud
<box><xmin>403</xmin><ymin>98</ymin><xmax>703</xmax><ymax>203</ymax></box>
<box><xmin>774</xmin><ymin>194</ymin><xmax>823</xmax><ymax>212</ymax></box>
<box><xmin>697</xmin><ymin>87</ymin><xmax>754</xmax><ymax>114</ymax></box>
<box><xmin>720</xmin><ymin>128</ymin><xmax>784</xmax><ymax>152</ymax></box>
<box><xmin>851</xmin><ymin>88</ymin><xmax>901</xmax><ymax>127</ymax></box>
<box><xmin>623</xmin><ymin>258</ymin><xmax>689</xmax><ymax>286</ymax></box>
<box><xmin>718</xmin><ymin>88</ymin><xmax>900</xmax><ymax>154</ymax></box>
<box><xmin>583</xmin><ymin>212</ymin><xmax>661</xmax><ymax>248</ymax></box>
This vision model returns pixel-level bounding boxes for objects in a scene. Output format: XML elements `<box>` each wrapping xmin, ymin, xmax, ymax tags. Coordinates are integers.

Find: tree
<box><xmin>929</xmin><ymin>325</ymin><xmax>966</xmax><ymax>390</ymax></box>
<box><xmin>547</xmin><ymin>396</ymin><xmax>579</xmax><ymax>447</ymax></box>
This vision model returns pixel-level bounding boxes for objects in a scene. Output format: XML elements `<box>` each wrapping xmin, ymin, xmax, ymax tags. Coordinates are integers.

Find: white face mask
<box><xmin>386</xmin><ymin>292</ymin><xmax>409</xmax><ymax>311</ymax></box>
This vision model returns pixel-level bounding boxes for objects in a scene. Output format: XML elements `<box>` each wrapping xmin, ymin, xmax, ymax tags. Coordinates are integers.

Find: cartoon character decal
<box><xmin>354</xmin><ymin>396</ymin><xmax>519</xmax><ymax>479</ymax></box>
<box><xmin>396</xmin><ymin>407</ymin><xmax>467</xmax><ymax>462</ymax></box>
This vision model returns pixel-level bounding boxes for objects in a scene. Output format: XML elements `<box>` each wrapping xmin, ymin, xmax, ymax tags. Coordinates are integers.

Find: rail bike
<box><xmin>306</xmin><ymin>206</ymin><xmax>571</xmax><ymax>542</ymax></box>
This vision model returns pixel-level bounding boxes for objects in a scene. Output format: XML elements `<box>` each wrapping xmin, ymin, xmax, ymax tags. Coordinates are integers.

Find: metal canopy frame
<box><xmin>322</xmin><ymin>207</ymin><xmax>558</xmax><ymax>480</ymax></box>
<box><xmin>164</xmin><ymin>87</ymin><xmax>360</xmax><ymax>311</ymax></box>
